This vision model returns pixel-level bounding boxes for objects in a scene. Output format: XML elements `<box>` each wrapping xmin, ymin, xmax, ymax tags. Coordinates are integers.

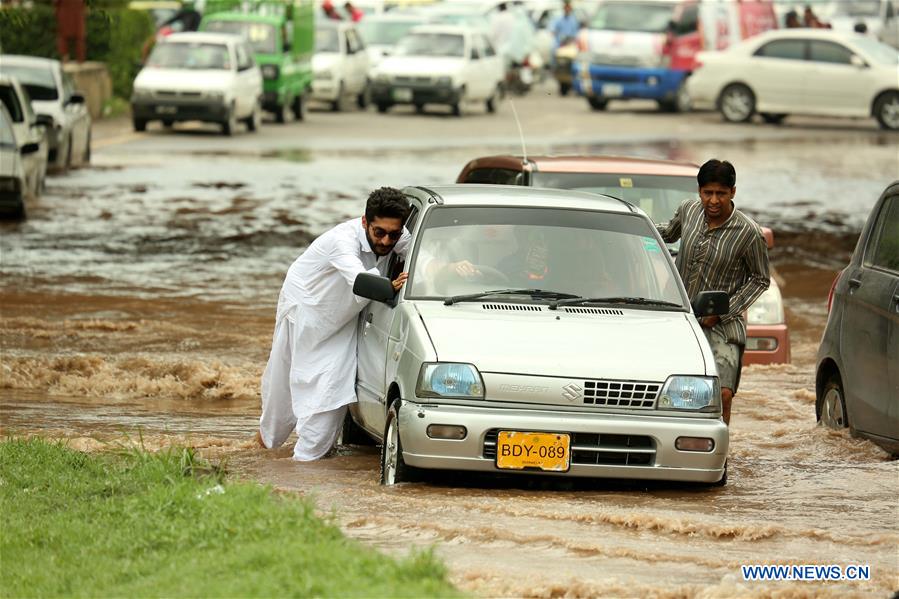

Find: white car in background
<box><xmin>131</xmin><ymin>32</ymin><xmax>263</xmax><ymax>136</ymax></box>
<box><xmin>688</xmin><ymin>29</ymin><xmax>899</xmax><ymax>130</ymax></box>
<box><xmin>358</xmin><ymin>12</ymin><xmax>428</xmax><ymax>69</ymax></box>
<box><xmin>0</xmin><ymin>75</ymin><xmax>48</xmax><ymax>200</ymax></box>
<box><xmin>0</xmin><ymin>104</ymin><xmax>42</xmax><ymax>219</ymax></box>
<box><xmin>312</xmin><ymin>21</ymin><xmax>370</xmax><ymax>111</ymax></box>
<box><xmin>0</xmin><ymin>55</ymin><xmax>91</xmax><ymax>172</ymax></box>
<box><xmin>369</xmin><ymin>25</ymin><xmax>504</xmax><ymax>115</ymax></box>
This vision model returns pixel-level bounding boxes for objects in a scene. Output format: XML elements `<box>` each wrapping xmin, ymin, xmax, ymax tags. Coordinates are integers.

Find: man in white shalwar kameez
<box><xmin>258</xmin><ymin>188</ymin><xmax>412</xmax><ymax>460</ymax></box>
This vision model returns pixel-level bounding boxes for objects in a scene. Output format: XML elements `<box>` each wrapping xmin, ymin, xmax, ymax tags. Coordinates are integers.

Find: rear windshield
<box><xmin>147</xmin><ymin>42</ymin><xmax>232</xmax><ymax>69</ymax></box>
<box><xmin>204</xmin><ymin>20</ymin><xmax>278</xmax><ymax>54</ymax></box>
<box><xmin>589</xmin><ymin>2</ymin><xmax>675</xmax><ymax>33</ymax></box>
<box><xmin>0</xmin><ymin>65</ymin><xmax>58</xmax><ymax>101</ymax></box>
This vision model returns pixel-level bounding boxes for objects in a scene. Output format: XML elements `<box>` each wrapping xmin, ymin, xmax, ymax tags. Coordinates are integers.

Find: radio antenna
<box><xmin>508</xmin><ymin>98</ymin><xmax>528</xmax><ymax>165</ymax></box>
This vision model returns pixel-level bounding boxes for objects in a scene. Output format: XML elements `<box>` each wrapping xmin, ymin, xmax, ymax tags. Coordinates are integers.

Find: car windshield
<box><xmin>0</xmin><ymin>65</ymin><xmax>58</xmax><ymax>101</ymax></box>
<box><xmin>407</xmin><ymin>206</ymin><xmax>684</xmax><ymax>306</ymax></box>
<box><xmin>147</xmin><ymin>42</ymin><xmax>232</xmax><ymax>69</ymax></box>
<box><xmin>834</xmin><ymin>0</ymin><xmax>882</xmax><ymax>16</ymax></box>
<box><xmin>358</xmin><ymin>19</ymin><xmax>423</xmax><ymax>45</ymax></box>
<box><xmin>204</xmin><ymin>20</ymin><xmax>278</xmax><ymax>54</ymax></box>
<box><xmin>394</xmin><ymin>33</ymin><xmax>465</xmax><ymax>57</ymax></box>
<box><xmin>852</xmin><ymin>36</ymin><xmax>899</xmax><ymax>64</ymax></box>
<box><xmin>316</xmin><ymin>27</ymin><xmax>340</xmax><ymax>52</ymax></box>
<box><xmin>0</xmin><ymin>111</ymin><xmax>15</xmax><ymax>147</ymax></box>
<box><xmin>589</xmin><ymin>1</ymin><xmax>675</xmax><ymax>33</ymax></box>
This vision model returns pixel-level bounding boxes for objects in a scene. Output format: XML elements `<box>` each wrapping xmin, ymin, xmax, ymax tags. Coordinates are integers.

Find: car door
<box><xmin>803</xmin><ymin>40</ymin><xmax>870</xmax><ymax>117</ymax></box>
<box><xmin>749</xmin><ymin>38</ymin><xmax>808</xmax><ymax>112</ymax></box>
<box><xmin>356</xmin><ymin>201</ymin><xmax>422</xmax><ymax>434</ymax></box>
<box><xmin>346</xmin><ymin>27</ymin><xmax>368</xmax><ymax>95</ymax></box>
<box><xmin>840</xmin><ymin>193</ymin><xmax>899</xmax><ymax>439</ymax></box>
<box><xmin>235</xmin><ymin>42</ymin><xmax>260</xmax><ymax>116</ymax></box>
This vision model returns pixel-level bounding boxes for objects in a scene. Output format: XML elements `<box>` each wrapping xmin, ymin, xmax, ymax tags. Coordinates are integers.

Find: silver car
<box><xmin>816</xmin><ymin>181</ymin><xmax>899</xmax><ymax>456</ymax></box>
<box><xmin>0</xmin><ymin>75</ymin><xmax>48</xmax><ymax>202</ymax></box>
<box><xmin>0</xmin><ymin>104</ymin><xmax>42</xmax><ymax>219</ymax></box>
<box><xmin>348</xmin><ymin>185</ymin><xmax>730</xmax><ymax>486</ymax></box>
<box><xmin>0</xmin><ymin>55</ymin><xmax>92</xmax><ymax>172</ymax></box>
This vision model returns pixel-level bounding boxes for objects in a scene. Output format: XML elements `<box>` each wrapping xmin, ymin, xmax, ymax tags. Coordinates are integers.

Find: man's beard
<box><xmin>367</xmin><ymin>231</ymin><xmax>396</xmax><ymax>256</ymax></box>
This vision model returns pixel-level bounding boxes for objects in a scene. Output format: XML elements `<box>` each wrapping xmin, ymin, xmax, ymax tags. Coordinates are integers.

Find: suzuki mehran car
<box><xmin>348</xmin><ymin>185</ymin><xmax>730</xmax><ymax>486</ymax></box>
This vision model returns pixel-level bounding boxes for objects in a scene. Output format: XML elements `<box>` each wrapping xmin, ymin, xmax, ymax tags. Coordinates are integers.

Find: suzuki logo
<box><xmin>561</xmin><ymin>383</ymin><xmax>583</xmax><ymax>402</ymax></box>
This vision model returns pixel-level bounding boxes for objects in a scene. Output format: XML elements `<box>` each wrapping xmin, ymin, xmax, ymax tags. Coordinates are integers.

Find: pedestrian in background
<box><xmin>550</xmin><ymin>0</ymin><xmax>580</xmax><ymax>60</ymax></box>
<box><xmin>258</xmin><ymin>188</ymin><xmax>411</xmax><ymax>460</ymax></box>
<box><xmin>345</xmin><ymin>1</ymin><xmax>364</xmax><ymax>23</ymax></box>
<box><xmin>322</xmin><ymin>0</ymin><xmax>342</xmax><ymax>21</ymax></box>
<box><xmin>657</xmin><ymin>160</ymin><xmax>770</xmax><ymax>425</ymax></box>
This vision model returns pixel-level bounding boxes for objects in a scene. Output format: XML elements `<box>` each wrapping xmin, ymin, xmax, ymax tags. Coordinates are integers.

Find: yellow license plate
<box><xmin>495</xmin><ymin>431</ymin><xmax>570</xmax><ymax>472</ymax></box>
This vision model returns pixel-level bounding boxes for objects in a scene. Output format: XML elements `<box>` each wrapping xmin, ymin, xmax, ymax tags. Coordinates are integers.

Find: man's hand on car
<box><xmin>392</xmin><ymin>272</ymin><xmax>408</xmax><ymax>291</ymax></box>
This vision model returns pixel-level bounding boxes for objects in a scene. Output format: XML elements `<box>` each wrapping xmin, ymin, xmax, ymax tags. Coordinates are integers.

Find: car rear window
<box><xmin>0</xmin><ymin>65</ymin><xmax>58</xmax><ymax>101</ymax></box>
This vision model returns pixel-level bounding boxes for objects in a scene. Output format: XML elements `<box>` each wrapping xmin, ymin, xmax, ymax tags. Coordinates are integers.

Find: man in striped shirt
<box><xmin>658</xmin><ymin>160</ymin><xmax>770</xmax><ymax>424</ymax></box>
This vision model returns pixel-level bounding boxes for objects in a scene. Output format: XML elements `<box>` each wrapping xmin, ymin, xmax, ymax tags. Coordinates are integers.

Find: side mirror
<box><xmin>21</xmin><ymin>142</ymin><xmax>40</xmax><ymax>155</ymax></box>
<box><xmin>36</xmin><ymin>114</ymin><xmax>54</xmax><ymax>128</ymax></box>
<box><xmin>849</xmin><ymin>54</ymin><xmax>867</xmax><ymax>68</ymax></box>
<box><xmin>68</xmin><ymin>92</ymin><xmax>86</xmax><ymax>105</ymax></box>
<box><xmin>353</xmin><ymin>272</ymin><xmax>396</xmax><ymax>304</ymax></box>
<box><xmin>692</xmin><ymin>291</ymin><xmax>729</xmax><ymax>318</ymax></box>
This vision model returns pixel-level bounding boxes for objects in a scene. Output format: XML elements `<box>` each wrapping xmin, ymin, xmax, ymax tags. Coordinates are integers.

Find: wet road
<box><xmin>2</xmin><ymin>89</ymin><xmax>898</xmax><ymax>596</ymax></box>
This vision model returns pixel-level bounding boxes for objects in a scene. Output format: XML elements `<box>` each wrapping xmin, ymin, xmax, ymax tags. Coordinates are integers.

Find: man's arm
<box><xmin>720</xmin><ymin>231</ymin><xmax>770</xmax><ymax>325</ymax></box>
<box><xmin>657</xmin><ymin>201</ymin><xmax>684</xmax><ymax>243</ymax></box>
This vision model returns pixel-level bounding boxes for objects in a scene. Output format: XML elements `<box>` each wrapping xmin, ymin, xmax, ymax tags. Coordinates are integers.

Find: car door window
<box><xmin>481</xmin><ymin>35</ymin><xmax>496</xmax><ymax>57</ymax></box>
<box><xmin>809</xmin><ymin>41</ymin><xmax>855</xmax><ymax>65</ymax></box>
<box><xmin>236</xmin><ymin>44</ymin><xmax>253</xmax><ymax>71</ymax></box>
<box><xmin>866</xmin><ymin>196</ymin><xmax>899</xmax><ymax>273</ymax></box>
<box><xmin>754</xmin><ymin>39</ymin><xmax>807</xmax><ymax>60</ymax></box>
<box><xmin>0</xmin><ymin>86</ymin><xmax>24</xmax><ymax>123</ymax></box>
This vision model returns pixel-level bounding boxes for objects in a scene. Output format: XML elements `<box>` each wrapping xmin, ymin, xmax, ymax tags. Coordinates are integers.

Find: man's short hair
<box><xmin>365</xmin><ymin>187</ymin><xmax>411</xmax><ymax>223</ymax></box>
<box><xmin>697</xmin><ymin>159</ymin><xmax>736</xmax><ymax>188</ymax></box>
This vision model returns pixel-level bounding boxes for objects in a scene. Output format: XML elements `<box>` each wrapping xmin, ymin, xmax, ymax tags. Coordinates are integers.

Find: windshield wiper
<box><xmin>444</xmin><ymin>288</ymin><xmax>580</xmax><ymax>306</ymax></box>
<box><xmin>548</xmin><ymin>296</ymin><xmax>684</xmax><ymax>310</ymax></box>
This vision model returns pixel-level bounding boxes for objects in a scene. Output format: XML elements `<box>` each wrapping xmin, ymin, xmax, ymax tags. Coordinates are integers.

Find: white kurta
<box><xmin>260</xmin><ymin>217</ymin><xmax>409</xmax><ymax>452</ymax></box>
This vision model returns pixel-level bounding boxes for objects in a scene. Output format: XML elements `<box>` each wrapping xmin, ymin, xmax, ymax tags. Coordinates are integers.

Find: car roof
<box><xmin>463</xmin><ymin>155</ymin><xmax>699</xmax><ymax>177</ymax></box>
<box><xmin>1</xmin><ymin>54</ymin><xmax>61</xmax><ymax>69</ymax></box>
<box><xmin>164</xmin><ymin>32</ymin><xmax>240</xmax><ymax>44</ymax></box>
<box><xmin>412</xmin><ymin>184</ymin><xmax>637</xmax><ymax>214</ymax></box>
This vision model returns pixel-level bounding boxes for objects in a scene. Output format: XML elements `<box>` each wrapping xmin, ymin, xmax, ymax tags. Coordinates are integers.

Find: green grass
<box><xmin>0</xmin><ymin>438</ymin><xmax>460</xmax><ymax>598</ymax></box>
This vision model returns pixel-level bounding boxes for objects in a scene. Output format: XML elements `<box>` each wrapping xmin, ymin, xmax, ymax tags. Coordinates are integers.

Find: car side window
<box><xmin>754</xmin><ymin>39</ymin><xmax>806</xmax><ymax>60</ymax></box>
<box><xmin>809</xmin><ymin>41</ymin><xmax>854</xmax><ymax>65</ymax></box>
<box><xmin>405</xmin><ymin>203</ymin><xmax>422</xmax><ymax>234</ymax></box>
<box><xmin>0</xmin><ymin>86</ymin><xmax>24</xmax><ymax>123</ymax></box>
<box><xmin>866</xmin><ymin>196</ymin><xmax>899</xmax><ymax>273</ymax></box>
<box><xmin>482</xmin><ymin>35</ymin><xmax>496</xmax><ymax>57</ymax></box>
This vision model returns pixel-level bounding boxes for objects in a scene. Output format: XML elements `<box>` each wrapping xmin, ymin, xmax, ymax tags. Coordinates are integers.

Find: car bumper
<box><xmin>131</xmin><ymin>99</ymin><xmax>229</xmax><ymax>123</ymax></box>
<box><xmin>398</xmin><ymin>400</ymin><xmax>728</xmax><ymax>483</ymax></box>
<box><xmin>744</xmin><ymin>323</ymin><xmax>791</xmax><ymax>365</ymax></box>
<box><xmin>572</xmin><ymin>63</ymin><xmax>686</xmax><ymax>101</ymax></box>
<box><xmin>311</xmin><ymin>80</ymin><xmax>340</xmax><ymax>102</ymax></box>
<box><xmin>370</xmin><ymin>82</ymin><xmax>462</xmax><ymax>106</ymax></box>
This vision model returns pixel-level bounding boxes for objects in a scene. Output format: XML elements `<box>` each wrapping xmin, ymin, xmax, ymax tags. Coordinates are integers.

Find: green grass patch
<box><xmin>0</xmin><ymin>438</ymin><xmax>460</xmax><ymax>598</ymax></box>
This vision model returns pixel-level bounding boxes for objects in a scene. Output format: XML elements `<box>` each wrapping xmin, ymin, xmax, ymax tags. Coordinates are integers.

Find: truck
<box><xmin>573</xmin><ymin>0</ymin><xmax>778</xmax><ymax>112</ymax></box>
<box><xmin>200</xmin><ymin>0</ymin><xmax>314</xmax><ymax>122</ymax></box>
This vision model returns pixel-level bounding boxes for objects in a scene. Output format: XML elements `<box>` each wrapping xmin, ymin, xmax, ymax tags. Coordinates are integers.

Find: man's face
<box><xmin>363</xmin><ymin>216</ymin><xmax>404</xmax><ymax>256</ymax></box>
<box><xmin>699</xmin><ymin>182</ymin><xmax>735</xmax><ymax>220</ymax></box>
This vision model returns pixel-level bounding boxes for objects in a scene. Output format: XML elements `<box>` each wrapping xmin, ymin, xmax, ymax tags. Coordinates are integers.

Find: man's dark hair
<box><xmin>697</xmin><ymin>159</ymin><xmax>736</xmax><ymax>188</ymax></box>
<box><xmin>365</xmin><ymin>187</ymin><xmax>411</xmax><ymax>223</ymax></box>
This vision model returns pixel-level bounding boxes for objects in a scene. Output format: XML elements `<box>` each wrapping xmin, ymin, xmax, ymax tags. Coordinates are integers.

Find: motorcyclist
<box><xmin>550</xmin><ymin>0</ymin><xmax>580</xmax><ymax>58</ymax></box>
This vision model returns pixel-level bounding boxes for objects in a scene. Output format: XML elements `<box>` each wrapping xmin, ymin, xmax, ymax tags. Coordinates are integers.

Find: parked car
<box><xmin>131</xmin><ymin>32</ymin><xmax>264</xmax><ymax>135</ymax></box>
<box><xmin>829</xmin><ymin>0</ymin><xmax>899</xmax><ymax>49</ymax></box>
<box><xmin>816</xmin><ymin>181</ymin><xmax>899</xmax><ymax>456</ymax></box>
<box><xmin>0</xmin><ymin>104</ymin><xmax>41</xmax><ymax>219</ymax></box>
<box><xmin>0</xmin><ymin>75</ymin><xmax>48</xmax><ymax>200</ymax></box>
<box><xmin>456</xmin><ymin>155</ymin><xmax>791</xmax><ymax>364</ymax></box>
<box><xmin>357</xmin><ymin>12</ymin><xmax>428</xmax><ymax>69</ymax></box>
<box><xmin>688</xmin><ymin>29</ymin><xmax>899</xmax><ymax>130</ymax></box>
<box><xmin>0</xmin><ymin>55</ymin><xmax>91</xmax><ymax>172</ymax></box>
<box><xmin>349</xmin><ymin>184</ymin><xmax>730</xmax><ymax>486</ymax></box>
<box><xmin>369</xmin><ymin>24</ymin><xmax>504</xmax><ymax>115</ymax></box>
<box><xmin>312</xmin><ymin>20</ymin><xmax>370</xmax><ymax>112</ymax></box>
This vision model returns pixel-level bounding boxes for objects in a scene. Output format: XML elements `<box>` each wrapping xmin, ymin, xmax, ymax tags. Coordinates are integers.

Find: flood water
<box><xmin>1</xmin><ymin>133</ymin><xmax>897</xmax><ymax>596</ymax></box>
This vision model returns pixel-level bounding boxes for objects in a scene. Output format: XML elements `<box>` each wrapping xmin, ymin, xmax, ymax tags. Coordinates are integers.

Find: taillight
<box><xmin>827</xmin><ymin>270</ymin><xmax>843</xmax><ymax>313</ymax></box>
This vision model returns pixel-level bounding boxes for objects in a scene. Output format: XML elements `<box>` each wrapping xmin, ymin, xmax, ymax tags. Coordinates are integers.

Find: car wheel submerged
<box><xmin>817</xmin><ymin>373</ymin><xmax>849</xmax><ymax>429</ymax></box>
<box><xmin>874</xmin><ymin>91</ymin><xmax>899</xmax><ymax>130</ymax></box>
<box><xmin>719</xmin><ymin>83</ymin><xmax>755</xmax><ymax>123</ymax></box>
<box><xmin>339</xmin><ymin>409</ymin><xmax>375</xmax><ymax>446</ymax></box>
<box><xmin>245</xmin><ymin>100</ymin><xmax>261</xmax><ymax>132</ymax></box>
<box><xmin>221</xmin><ymin>105</ymin><xmax>238</xmax><ymax>136</ymax></box>
<box><xmin>761</xmin><ymin>112</ymin><xmax>787</xmax><ymax>125</ymax></box>
<box><xmin>380</xmin><ymin>402</ymin><xmax>417</xmax><ymax>485</ymax></box>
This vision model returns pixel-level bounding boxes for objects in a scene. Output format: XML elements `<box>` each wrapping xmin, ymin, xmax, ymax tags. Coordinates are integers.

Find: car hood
<box><xmin>375</xmin><ymin>56</ymin><xmax>464</xmax><ymax>77</ymax></box>
<box><xmin>415</xmin><ymin>302</ymin><xmax>707</xmax><ymax>380</ymax></box>
<box><xmin>313</xmin><ymin>53</ymin><xmax>341</xmax><ymax>72</ymax></box>
<box><xmin>134</xmin><ymin>67</ymin><xmax>236</xmax><ymax>92</ymax></box>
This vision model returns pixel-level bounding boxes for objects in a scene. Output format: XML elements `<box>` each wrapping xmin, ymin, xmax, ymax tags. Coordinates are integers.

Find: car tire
<box><xmin>817</xmin><ymin>371</ymin><xmax>849</xmax><ymax>429</ymax></box>
<box><xmin>874</xmin><ymin>91</ymin><xmax>899</xmax><ymax>130</ymax></box>
<box><xmin>718</xmin><ymin>83</ymin><xmax>755</xmax><ymax>123</ymax></box>
<box><xmin>292</xmin><ymin>94</ymin><xmax>305</xmax><ymax>121</ymax></box>
<box><xmin>357</xmin><ymin>84</ymin><xmax>370</xmax><ymax>109</ymax></box>
<box><xmin>339</xmin><ymin>409</ymin><xmax>375</xmax><ymax>446</ymax></box>
<box><xmin>377</xmin><ymin>103</ymin><xmax>391</xmax><ymax>114</ymax></box>
<box><xmin>133</xmin><ymin>118</ymin><xmax>147</xmax><ymax>132</ymax></box>
<box><xmin>380</xmin><ymin>401</ymin><xmax>418</xmax><ymax>485</ymax></box>
<box><xmin>332</xmin><ymin>83</ymin><xmax>345</xmax><ymax>112</ymax></box>
<box><xmin>761</xmin><ymin>112</ymin><xmax>787</xmax><ymax>125</ymax></box>
<box><xmin>558</xmin><ymin>81</ymin><xmax>571</xmax><ymax>96</ymax></box>
<box><xmin>486</xmin><ymin>84</ymin><xmax>501</xmax><ymax>113</ymax></box>
<box><xmin>710</xmin><ymin>459</ymin><xmax>728</xmax><ymax>487</ymax></box>
<box><xmin>162</xmin><ymin>120</ymin><xmax>174</xmax><ymax>128</ymax></box>
<box><xmin>245</xmin><ymin>100</ymin><xmax>261</xmax><ymax>132</ymax></box>
<box><xmin>414</xmin><ymin>103</ymin><xmax>425</xmax><ymax>114</ymax></box>
<box><xmin>274</xmin><ymin>102</ymin><xmax>288</xmax><ymax>124</ymax></box>
<box><xmin>587</xmin><ymin>96</ymin><xmax>608</xmax><ymax>111</ymax></box>
<box><xmin>221</xmin><ymin>105</ymin><xmax>238</xmax><ymax>136</ymax></box>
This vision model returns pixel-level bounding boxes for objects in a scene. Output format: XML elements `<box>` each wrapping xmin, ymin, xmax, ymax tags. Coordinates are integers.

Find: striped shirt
<box><xmin>658</xmin><ymin>198</ymin><xmax>770</xmax><ymax>346</ymax></box>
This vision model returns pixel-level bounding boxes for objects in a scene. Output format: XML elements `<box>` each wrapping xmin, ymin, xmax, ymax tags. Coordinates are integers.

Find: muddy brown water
<box><xmin>2</xmin><ymin>139</ymin><xmax>897</xmax><ymax>596</ymax></box>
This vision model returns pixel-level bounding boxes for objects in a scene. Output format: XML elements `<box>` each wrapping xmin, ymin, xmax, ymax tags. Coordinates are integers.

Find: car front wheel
<box><xmin>587</xmin><ymin>96</ymin><xmax>608</xmax><ymax>111</ymax></box>
<box><xmin>380</xmin><ymin>401</ymin><xmax>417</xmax><ymax>485</ymax></box>
<box><xmin>874</xmin><ymin>91</ymin><xmax>899</xmax><ymax>130</ymax></box>
<box><xmin>817</xmin><ymin>372</ymin><xmax>848</xmax><ymax>429</ymax></box>
<box><xmin>719</xmin><ymin>83</ymin><xmax>755</xmax><ymax>123</ymax></box>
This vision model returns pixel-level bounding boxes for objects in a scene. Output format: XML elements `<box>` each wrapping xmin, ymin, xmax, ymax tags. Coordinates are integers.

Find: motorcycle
<box><xmin>553</xmin><ymin>37</ymin><xmax>578</xmax><ymax>96</ymax></box>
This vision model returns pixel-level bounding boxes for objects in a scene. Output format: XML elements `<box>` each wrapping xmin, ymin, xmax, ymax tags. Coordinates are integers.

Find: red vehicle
<box><xmin>456</xmin><ymin>155</ymin><xmax>790</xmax><ymax>365</ymax></box>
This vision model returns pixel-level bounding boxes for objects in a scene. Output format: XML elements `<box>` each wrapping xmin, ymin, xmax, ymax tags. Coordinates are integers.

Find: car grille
<box><xmin>582</xmin><ymin>379</ymin><xmax>660</xmax><ymax>408</ymax></box>
<box><xmin>154</xmin><ymin>90</ymin><xmax>204</xmax><ymax>98</ymax></box>
<box><xmin>483</xmin><ymin>430</ymin><xmax>655</xmax><ymax>466</ymax></box>
<box><xmin>394</xmin><ymin>75</ymin><xmax>432</xmax><ymax>85</ymax></box>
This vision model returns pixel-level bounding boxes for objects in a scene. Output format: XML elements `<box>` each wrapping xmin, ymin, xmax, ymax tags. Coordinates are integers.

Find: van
<box><xmin>573</xmin><ymin>0</ymin><xmax>778</xmax><ymax>112</ymax></box>
<box><xmin>201</xmin><ymin>0</ymin><xmax>314</xmax><ymax>122</ymax></box>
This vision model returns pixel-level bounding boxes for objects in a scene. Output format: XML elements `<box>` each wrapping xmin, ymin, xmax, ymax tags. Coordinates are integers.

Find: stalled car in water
<box><xmin>0</xmin><ymin>75</ymin><xmax>48</xmax><ymax>201</ymax></box>
<box><xmin>348</xmin><ymin>185</ymin><xmax>730</xmax><ymax>486</ymax></box>
<box><xmin>456</xmin><ymin>155</ymin><xmax>791</xmax><ymax>365</ymax></box>
<box><xmin>0</xmin><ymin>104</ymin><xmax>41</xmax><ymax>219</ymax></box>
<box><xmin>816</xmin><ymin>181</ymin><xmax>899</xmax><ymax>456</ymax></box>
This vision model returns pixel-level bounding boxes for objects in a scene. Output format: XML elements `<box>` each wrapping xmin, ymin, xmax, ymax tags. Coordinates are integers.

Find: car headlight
<box><xmin>314</xmin><ymin>70</ymin><xmax>333</xmax><ymax>81</ymax></box>
<box><xmin>657</xmin><ymin>376</ymin><xmax>719</xmax><ymax>411</ymax></box>
<box><xmin>261</xmin><ymin>64</ymin><xmax>279</xmax><ymax>80</ymax></box>
<box><xmin>416</xmin><ymin>363</ymin><xmax>484</xmax><ymax>399</ymax></box>
<box><xmin>435</xmin><ymin>76</ymin><xmax>452</xmax><ymax>86</ymax></box>
<box><xmin>747</xmin><ymin>282</ymin><xmax>785</xmax><ymax>325</ymax></box>
<box><xmin>0</xmin><ymin>177</ymin><xmax>20</xmax><ymax>192</ymax></box>
<box><xmin>374</xmin><ymin>73</ymin><xmax>389</xmax><ymax>83</ymax></box>
<box><xmin>131</xmin><ymin>88</ymin><xmax>153</xmax><ymax>100</ymax></box>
